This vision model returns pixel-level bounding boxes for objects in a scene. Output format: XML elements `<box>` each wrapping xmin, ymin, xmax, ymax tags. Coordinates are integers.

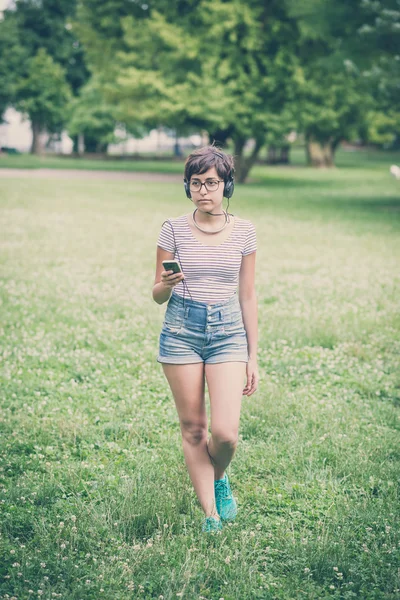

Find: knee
<box><xmin>180</xmin><ymin>420</ymin><xmax>208</xmax><ymax>446</ymax></box>
<box><xmin>211</xmin><ymin>429</ymin><xmax>238</xmax><ymax>449</ymax></box>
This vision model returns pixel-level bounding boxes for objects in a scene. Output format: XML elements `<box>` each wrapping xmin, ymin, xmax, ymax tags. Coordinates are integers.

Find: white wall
<box><xmin>0</xmin><ymin>108</ymin><xmax>74</xmax><ymax>153</ymax></box>
<box><xmin>0</xmin><ymin>109</ymin><xmax>203</xmax><ymax>155</ymax></box>
<box><xmin>108</xmin><ymin>128</ymin><xmax>202</xmax><ymax>154</ymax></box>
<box><xmin>0</xmin><ymin>108</ymin><xmax>33</xmax><ymax>152</ymax></box>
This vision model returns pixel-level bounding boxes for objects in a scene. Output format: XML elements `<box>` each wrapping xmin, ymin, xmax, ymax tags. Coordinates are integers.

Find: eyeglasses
<box><xmin>189</xmin><ymin>179</ymin><xmax>224</xmax><ymax>192</ymax></box>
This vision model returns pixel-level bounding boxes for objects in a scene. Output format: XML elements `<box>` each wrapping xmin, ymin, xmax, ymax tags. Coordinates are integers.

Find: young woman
<box><xmin>152</xmin><ymin>145</ymin><xmax>259</xmax><ymax>533</ymax></box>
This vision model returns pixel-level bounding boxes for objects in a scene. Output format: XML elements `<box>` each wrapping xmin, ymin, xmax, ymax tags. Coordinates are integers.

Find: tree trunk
<box><xmin>279</xmin><ymin>145</ymin><xmax>290</xmax><ymax>164</ymax></box>
<box><xmin>332</xmin><ymin>138</ymin><xmax>341</xmax><ymax>154</ymax></box>
<box><xmin>157</xmin><ymin>126</ymin><xmax>162</xmax><ymax>151</ymax></box>
<box><xmin>71</xmin><ymin>135</ymin><xmax>79</xmax><ymax>153</ymax></box>
<box><xmin>267</xmin><ymin>144</ymin><xmax>277</xmax><ymax>164</ymax></box>
<box><xmin>95</xmin><ymin>140</ymin><xmax>108</xmax><ymax>153</ymax></box>
<box><xmin>78</xmin><ymin>134</ymin><xmax>85</xmax><ymax>155</ymax></box>
<box><xmin>174</xmin><ymin>130</ymin><xmax>182</xmax><ymax>157</ymax></box>
<box><xmin>266</xmin><ymin>144</ymin><xmax>290</xmax><ymax>164</ymax></box>
<box><xmin>305</xmin><ymin>136</ymin><xmax>336</xmax><ymax>167</ymax></box>
<box><xmin>233</xmin><ymin>137</ymin><xmax>247</xmax><ymax>182</ymax></box>
<box><xmin>234</xmin><ymin>137</ymin><xmax>264</xmax><ymax>183</ymax></box>
<box><xmin>31</xmin><ymin>121</ymin><xmax>44</xmax><ymax>155</ymax></box>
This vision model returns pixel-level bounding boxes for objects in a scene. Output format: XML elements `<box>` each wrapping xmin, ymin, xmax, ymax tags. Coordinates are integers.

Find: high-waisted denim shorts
<box><xmin>157</xmin><ymin>292</ymin><xmax>249</xmax><ymax>365</ymax></box>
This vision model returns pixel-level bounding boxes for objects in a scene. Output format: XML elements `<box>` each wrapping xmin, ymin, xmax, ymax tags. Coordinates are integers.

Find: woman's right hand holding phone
<box><xmin>161</xmin><ymin>270</ymin><xmax>185</xmax><ymax>289</ymax></box>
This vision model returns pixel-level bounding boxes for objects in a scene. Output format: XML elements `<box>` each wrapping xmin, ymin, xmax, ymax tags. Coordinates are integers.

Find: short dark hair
<box><xmin>184</xmin><ymin>145</ymin><xmax>234</xmax><ymax>182</ymax></box>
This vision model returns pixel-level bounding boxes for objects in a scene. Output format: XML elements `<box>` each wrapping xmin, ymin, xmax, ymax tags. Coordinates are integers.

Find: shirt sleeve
<box><xmin>157</xmin><ymin>220</ymin><xmax>176</xmax><ymax>254</ymax></box>
<box><xmin>242</xmin><ymin>221</ymin><xmax>257</xmax><ymax>255</ymax></box>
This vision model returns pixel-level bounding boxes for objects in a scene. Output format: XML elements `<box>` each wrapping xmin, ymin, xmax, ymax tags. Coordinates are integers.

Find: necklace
<box><xmin>192</xmin><ymin>208</ymin><xmax>230</xmax><ymax>234</ymax></box>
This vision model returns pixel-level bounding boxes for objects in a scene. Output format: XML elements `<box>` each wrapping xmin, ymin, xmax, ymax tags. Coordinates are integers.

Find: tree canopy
<box><xmin>0</xmin><ymin>0</ymin><xmax>88</xmax><ymax>150</ymax></box>
<box><xmin>15</xmin><ymin>48</ymin><xmax>72</xmax><ymax>153</ymax></box>
<box><xmin>0</xmin><ymin>0</ymin><xmax>398</xmax><ymax>171</ymax></box>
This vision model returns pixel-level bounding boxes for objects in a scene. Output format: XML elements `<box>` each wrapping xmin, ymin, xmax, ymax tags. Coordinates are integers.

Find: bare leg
<box><xmin>205</xmin><ymin>362</ymin><xmax>246</xmax><ymax>480</ymax></box>
<box><xmin>161</xmin><ymin>363</ymin><xmax>219</xmax><ymax>518</ymax></box>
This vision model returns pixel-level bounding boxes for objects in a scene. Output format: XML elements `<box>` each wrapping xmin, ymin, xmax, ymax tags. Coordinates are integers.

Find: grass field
<box><xmin>1</xmin><ymin>145</ymin><xmax>400</xmax><ymax>172</ymax></box>
<box><xmin>0</xmin><ymin>152</ymin><xmax>399</xmax><ymax>599</ymax></box>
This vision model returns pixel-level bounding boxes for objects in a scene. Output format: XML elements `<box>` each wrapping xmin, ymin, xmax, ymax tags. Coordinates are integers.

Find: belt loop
<box><xmin>221</xmin><ymin>306</ymin><xmax>229</xmax><ymax>322</ymax></box>
<box><xmin>185</xmin><ymin>306</ymin><xmax>190</xmax><ymax>319</ymax></box>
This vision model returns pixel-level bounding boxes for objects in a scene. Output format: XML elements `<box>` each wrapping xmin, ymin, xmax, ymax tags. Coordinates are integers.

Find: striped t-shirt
<box><xmin>157</xmin><ymin>214</ymin><xmax>257</xmax><ymax>303</ymax></box>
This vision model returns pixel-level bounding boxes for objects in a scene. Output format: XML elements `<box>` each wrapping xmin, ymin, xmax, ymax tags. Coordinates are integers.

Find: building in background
<box><xmin>0</xmin><ymin>108</ymin><xmax>203</xmax><ymax>155</ymax></box>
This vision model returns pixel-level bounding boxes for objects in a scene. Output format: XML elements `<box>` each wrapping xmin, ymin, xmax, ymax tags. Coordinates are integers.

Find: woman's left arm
<box><xmin>239</xmin><ymin>251</ymin><xmax>259</xmax><ymax>396</ymax></box>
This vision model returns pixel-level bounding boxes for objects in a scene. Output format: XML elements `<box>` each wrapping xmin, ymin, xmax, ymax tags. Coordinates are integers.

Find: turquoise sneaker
<box><xmin>215</xmin><ymin>473</ymin><xmax>238</xmax><ymax>521</ymax></box>
<box><xmin>201</xmin><ymin>516</ymin><xmax>223</xmax><ymax>533</ymax></box>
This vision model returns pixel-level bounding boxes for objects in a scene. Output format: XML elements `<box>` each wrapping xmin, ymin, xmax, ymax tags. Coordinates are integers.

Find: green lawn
<box><xmin>0</xmin><ymin>152</ymin><xmax>185</xmax><ymax>173</ymax></box>
<box><xmin>0</xmin><ymin>154</ymin><xmax>399</xmax><ymax>599</ymax></box>
<box><xmin>1</xmin><ymin>145</ymin><xmax>400</xmax><ymax>172</ymax></box>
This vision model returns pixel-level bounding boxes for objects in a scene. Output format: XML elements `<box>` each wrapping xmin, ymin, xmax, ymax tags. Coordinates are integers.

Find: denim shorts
<box><xmin>157</xmin><ymin>292</ymin><xmax>249</xmax><ymax>365</ymax></box>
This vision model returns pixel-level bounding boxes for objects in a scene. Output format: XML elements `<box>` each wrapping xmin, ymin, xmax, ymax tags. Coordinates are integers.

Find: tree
<box><xmin>356</xmin><ymin>0</ymin><xmax>400</xmax><ymax>148</ymax></box>
<box><xmin>296</xmin><ymin>65</ymin><xmax>371</xmax><ymax>167</ymax></box>
<box><xmin>197</xmin><ymin>0</ymin><xmax>300</xmax><ymax>181</ymax></box>
<box><xmin>73</xmin><ymin>0</ymin><xmax>400</xmax><ymax>173</ymax></box>
<box><xmin>0</xmin><ymin>0</ymin><xmax>89</xmax><ymax>152</ymax></box>
<box><xmin>15</xmin><ymin>48</ymin><xmax>71</xmax><ymax>154</ymax></box>
<box><xmin>263</xmin><ymin>110</ymin><xmax>297</xmax><ymax>165</ymax></box>
<box><xmin>10</xmin><ymin>0</ymin><xmax>88</xmax><ymax>95</ymax></box>
<box><xmin>67</xmin><ymin>77</ymin><xmax>118</xmax><ymax>153</ymax></box>
<box><xmin>76</xmin><ymin>0</ymin><xmax>300</xmax><ymax>182</ymax></box>
<box><xmin>0</xmin><ymin>14</ymin><xmax>28</xmax><ymax>123</ymax></box>
<box><xmin>287</xmin><ymin>0</ymin><xmax>400</xmax><ymax>165</ymax></box>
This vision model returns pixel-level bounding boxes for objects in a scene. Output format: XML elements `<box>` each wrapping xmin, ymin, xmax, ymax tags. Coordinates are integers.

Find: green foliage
<box><xmin>296</xmin><ymin>69</ymin><xmax>371</xmax><ymax>145</ymax></box>
<box><xmin>0</xmin><ymin>0</ymin><xmax>90</xmax><ymax>150</ymax></box>
<box><xmin>366</xmin><ymin>110</ymin><xmax>400</xmax><ymax>146</ymax></box>
<box><xmin>288</xmin><ymin>0</ymin><xmax>400</xmax><ymax>150</ymax></box>
<box><xmin>73</xmin><ymin>0</ymin><xmax>399</xmax><ymax>172</ymax></box>
<box><xmin>9</xmin><ymin>0</ymin><xmax>88</xmax><ymax>94</ymax></box>
<box><xmin>73</xmin><ymin>0</ymin><xmax>148</xmax><ymax>79</ymax></box>
<box><xmin>77</xmin><ymin>0</ymin><xmax>300</xmax><ymax>180</ymax></box>
<box><xmin>0</xmin><ymin>12</ymin><xmax>28</xmax><ymax>119</ymax></box>
<box><xmin>67</xmin><ymin>77</ymin><xmax>119</xmax><ymax>151</ymax></box>
<box><xmin>198</xmin><ymin>0</ymin><xmax>299</xmax><ymax>138</ymax></box>
<box><xmin>2</xmin><ymin>0</ymin><xmax>400</xmax><ymax>165</ymax></box>
<box><xmin>15</xmin><ymin>48</ymin><xmax>72</xmax><ymax>132</ymax></box>
<box><xmin>286</xmin><ymin>1</ymin><xmax>370</xmax><ymax>155</ymax></box>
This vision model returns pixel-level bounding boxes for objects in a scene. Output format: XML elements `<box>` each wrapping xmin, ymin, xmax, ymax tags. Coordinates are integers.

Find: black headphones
<box><xmin>183</xmin><ymin>151</ymin><xmax>235</xmax><ymax>200</ymax></box>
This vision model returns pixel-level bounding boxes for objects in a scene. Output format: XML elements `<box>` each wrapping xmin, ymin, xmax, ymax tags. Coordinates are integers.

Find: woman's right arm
<box><xmin>152</xmin><ymin>246</ymin><xmax>184</xmax><ymax>304</ymax></box>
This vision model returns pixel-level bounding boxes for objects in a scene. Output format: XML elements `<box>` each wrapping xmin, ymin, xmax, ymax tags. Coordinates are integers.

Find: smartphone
<box><xmin>162</xmin><ymin>259</ymin><xmax>182</xmax><ymax>274</ymax></box>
